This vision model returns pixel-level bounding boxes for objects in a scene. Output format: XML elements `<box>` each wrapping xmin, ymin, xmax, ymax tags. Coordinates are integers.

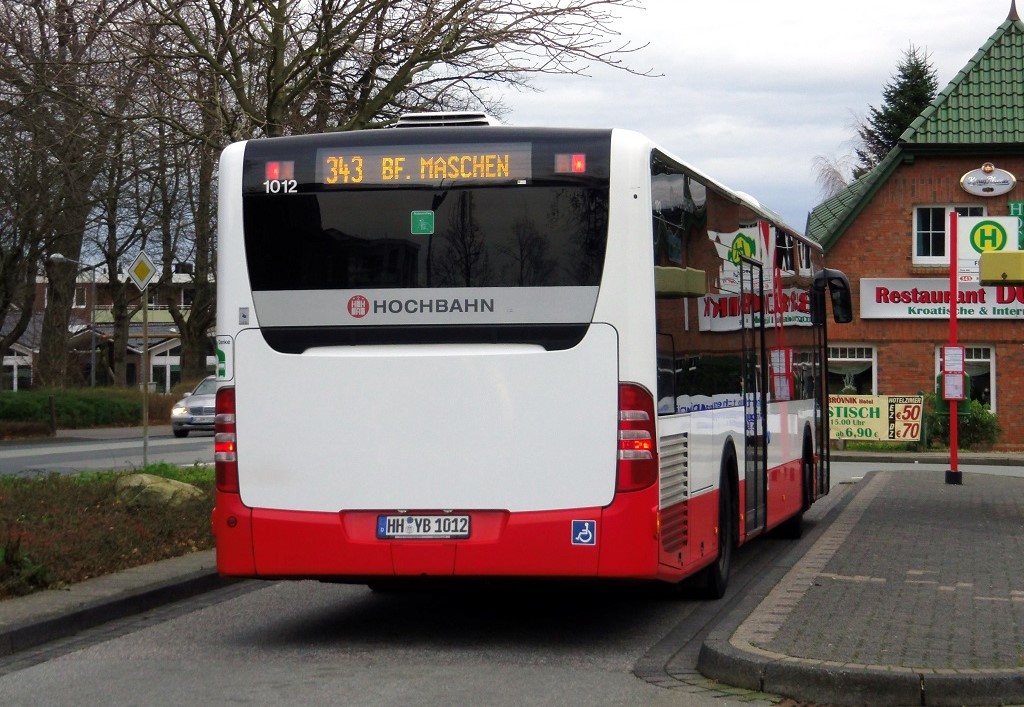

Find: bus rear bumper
<box><xmin>212</xmin><ymin>488</ymin><xmax>661</xmax><ymax>581</ymax></box>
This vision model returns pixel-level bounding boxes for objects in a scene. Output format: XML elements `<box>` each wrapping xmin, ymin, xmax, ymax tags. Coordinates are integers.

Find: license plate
<box><xmin>193</xmin><ymin>415</ymin><xmax>214</xmax><ymax>424</ymax></box>
<box><xmin>376</xmin><ymin>514</ymin><xmax>470</xmax><ymax>539</ymax></box>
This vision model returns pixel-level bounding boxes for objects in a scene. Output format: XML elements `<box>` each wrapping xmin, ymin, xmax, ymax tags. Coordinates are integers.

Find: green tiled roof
<box><xmin>904</xmin><ymin>15</ymin><xmax>1024</xmax><ymax>144</ymax></box>
<box><xmin>807</xmin><ymin>6</ymin><xmax>1024</xmax><ymax>250</ymax></box>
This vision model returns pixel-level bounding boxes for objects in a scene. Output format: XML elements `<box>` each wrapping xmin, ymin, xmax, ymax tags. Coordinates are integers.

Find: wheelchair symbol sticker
<box><xmin>571</xmin><ymin>520</ymin><xmax>597</xmax><ymax>546</ymax></box>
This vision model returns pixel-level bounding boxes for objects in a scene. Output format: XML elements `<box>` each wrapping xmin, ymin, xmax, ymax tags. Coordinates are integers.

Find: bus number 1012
<box><xmin>263</xmin><ymin>179</ymin><xmax>297</xmax><ymax>194</ymax></box>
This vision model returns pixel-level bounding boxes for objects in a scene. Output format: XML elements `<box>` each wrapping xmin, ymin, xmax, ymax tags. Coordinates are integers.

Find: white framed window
<box><xmin>828</xmin><ymin>345</ymin><xmax>876</xmax><ymax>395</ymax></box>
<box><xmin>72</xmin><ymin>285</ymin><xmax>88</xmax><ymax>309</ymax></box>
<box><xmin>913</xmin><ymin>205</ymin><xmax>984</xmax><ymax>265</ymax></box>
<box><xmin>934</xmin><ymin>345</ymin><xmax>994</xmax><ymax>411</ymax></box>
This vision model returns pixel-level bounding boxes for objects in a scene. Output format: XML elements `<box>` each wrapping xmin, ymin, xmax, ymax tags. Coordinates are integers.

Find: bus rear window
<box><xmin>243</xmin><ymin>185</ymin><xmax>608</xmax><ymax>291</ymax></box>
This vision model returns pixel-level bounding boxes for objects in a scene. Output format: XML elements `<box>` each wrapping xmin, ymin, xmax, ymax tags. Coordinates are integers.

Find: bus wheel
<box><xmin>696</xmin><ymin>468</ymin><xmax>734</xmax><ymax>600</ymax></box>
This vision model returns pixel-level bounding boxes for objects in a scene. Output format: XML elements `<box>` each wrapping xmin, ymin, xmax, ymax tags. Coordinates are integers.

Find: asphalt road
<box><xmin>0</xmin><ymin>502</ymin><xmax>837</xmax><ymax>707</ymax></box>
<box><xmin>0</xmin><ymin>427</ymin><xmax>214</xmax><ymax>476</ymax></box>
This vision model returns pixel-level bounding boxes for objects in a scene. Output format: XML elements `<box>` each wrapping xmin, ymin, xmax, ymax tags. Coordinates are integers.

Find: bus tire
<box><xmin>696</xmin><ymin>458</ymin><xmax>735</xmax><ymax>600</ymax></box>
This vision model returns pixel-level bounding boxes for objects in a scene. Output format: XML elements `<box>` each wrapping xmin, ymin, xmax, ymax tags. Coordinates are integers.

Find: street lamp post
<box><xmin>49</xmin><ymin>254</ymin><xmax>98</xmax><ymax>387</ymax></box>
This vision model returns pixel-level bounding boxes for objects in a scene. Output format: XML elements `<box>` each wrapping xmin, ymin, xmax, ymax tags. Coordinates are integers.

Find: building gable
<box><xmin>808</xmin><ymin>5</ymin><xmax>1024</xmax><ymax>251</ymax></box>
<box><xmin>904</xmin><ymin>13</ymin><xmax>1024</xmax><ymax>146</ymax></box>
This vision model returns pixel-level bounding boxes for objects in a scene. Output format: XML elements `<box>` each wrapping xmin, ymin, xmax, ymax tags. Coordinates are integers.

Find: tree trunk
<box><xmin>38</xmin><ymin>257</ymin><xmax>78</xmax><ymax>388</ymax></box>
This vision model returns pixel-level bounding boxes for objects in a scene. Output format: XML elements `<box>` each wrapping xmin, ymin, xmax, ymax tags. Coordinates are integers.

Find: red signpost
<box><xmin>946</xmin><ymin>213</ymin><xmax>962</xmax><ymax>485</ymax></box>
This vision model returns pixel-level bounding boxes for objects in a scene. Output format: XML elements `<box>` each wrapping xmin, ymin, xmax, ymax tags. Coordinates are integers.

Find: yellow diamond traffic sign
<box><xmin>128</xmin><ymin>251</ymin><xmax>157</xmax><ymax>291</ymax></box>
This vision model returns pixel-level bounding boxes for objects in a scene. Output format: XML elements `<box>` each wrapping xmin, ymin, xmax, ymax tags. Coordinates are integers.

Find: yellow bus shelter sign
<box><xmin>828</xmin><ymin>395</ymin><xmax>924</xmax><ymax>442</ymax></box>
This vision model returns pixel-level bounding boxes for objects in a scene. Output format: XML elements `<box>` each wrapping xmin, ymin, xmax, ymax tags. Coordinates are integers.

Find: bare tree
<box><xmin>435</xmin><ymin>192</ymin><xmax>489</xmax><ymax>286</ymax></box>
<box><xmin>812</xmin><ymin>153</ymin><xmax>857</xmax><ymax>201</ymax></box>
<box><xmin>154</xmin><ymin>122</ymin><xmax>219</xmax><ymax>385</ymax></box>
<box><xmin>128</xmin><ymin>0</ymin><xmax>648</xmax><ymax>379</ymax></box>
<box><xmin>506</xmin><ymin>216</ymin><xmax>554</xmax><ymax>286</ymax></box>
<box><xmin>0</xmin><ymin>0</ymin><xmax>140</xmax><ymax>387</ymax></box>
<box><xmin>0</xmin><ymin>118</ymin><xmax>51</xmax><ymax>379</ymax></box>
<box><xmin>1</xmin><ymin>0</ymin><xmax>649</xmax><ymax>388</ymax></box>
<box><xmin>140</xmin><ymin>0</ymin><xmax>650</xmax><ymax>139</ymax></box>
<box><xmin>86</xmin><ymin>120</ymin><xmax>160</xmax><ymax>386</ymax></box>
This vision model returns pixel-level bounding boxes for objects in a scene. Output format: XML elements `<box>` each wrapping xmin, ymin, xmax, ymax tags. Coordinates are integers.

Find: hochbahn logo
<box><xmin>347</xmin><ymin>295</ymin><xmax>370</xmax><ymax>318</ymax></box>
<box><xmin>346</xmin><ymin>294</ymin><xmax>496</xmax><ymax>318</ymax></box>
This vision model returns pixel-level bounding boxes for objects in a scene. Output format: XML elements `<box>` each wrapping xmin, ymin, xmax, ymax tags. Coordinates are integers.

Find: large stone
<box><xmin>115</xmin><ymin>473</ymin><xmax>205</xmax><ymax>508</ymax></box>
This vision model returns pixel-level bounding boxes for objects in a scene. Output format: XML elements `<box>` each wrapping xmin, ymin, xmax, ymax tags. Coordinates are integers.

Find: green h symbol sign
<box><xmin>970</xmin><ymin>221</ymin><xmax>1007</xmax><ymax>254</ymax></box>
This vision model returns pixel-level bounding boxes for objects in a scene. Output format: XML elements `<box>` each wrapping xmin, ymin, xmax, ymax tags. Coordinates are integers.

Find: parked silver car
<box><xmin>170</xmin><ymin>376</ymin><xmax>218</xmax><ymax>438</ymax></box>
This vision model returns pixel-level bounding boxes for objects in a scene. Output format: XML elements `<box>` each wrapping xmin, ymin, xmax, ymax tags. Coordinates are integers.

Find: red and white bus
<box><xmin>212</xmin><ymin>113</ymin><xmax>852</xmax><ymax>596</ymax></box>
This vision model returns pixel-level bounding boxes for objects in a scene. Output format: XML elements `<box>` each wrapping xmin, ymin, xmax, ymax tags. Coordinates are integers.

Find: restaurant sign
<box><xmin>860</xmin><ymin>278</ymin><xmax>1024</xmax><ymax>319</ymax></box>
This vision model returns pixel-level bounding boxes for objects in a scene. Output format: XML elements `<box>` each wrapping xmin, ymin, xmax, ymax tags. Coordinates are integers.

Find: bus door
<box><xmin>813</xmin><ymin>296</ymin><xmax>830</xmax><ymax>498</ymax></box>
<box><xmin>740</xmin><ymin>258</ymin><xmax>768</xmax><ymax>536</ymax></box>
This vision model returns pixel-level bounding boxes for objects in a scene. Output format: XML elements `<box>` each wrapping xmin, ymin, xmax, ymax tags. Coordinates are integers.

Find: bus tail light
<box><xmin>215</xmin><ymin>385</ymin><xmax>239</xmax><ymax>493</ymax></box>
<box><xmin>617</xmin><ymin>383</ymin><xmax>658</xmax><ymax>492</ymax></box>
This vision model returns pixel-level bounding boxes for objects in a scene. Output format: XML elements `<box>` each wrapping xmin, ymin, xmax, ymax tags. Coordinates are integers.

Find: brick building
<box><xmin>808</xmin><ymin>4</ymin><xmax>1024</xmax><ymax>449</ymax></box>
<box><xmin>0</xmin><ymin>268</ymin><xmax>214</xmax><ymax>392</ymax></box>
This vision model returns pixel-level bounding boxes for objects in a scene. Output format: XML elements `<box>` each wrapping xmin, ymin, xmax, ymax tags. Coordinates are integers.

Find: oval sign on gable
<box><xmin>960</xmin><ymin>163</ymin><xmax>1016</xmax><ymax>197</ymax></box>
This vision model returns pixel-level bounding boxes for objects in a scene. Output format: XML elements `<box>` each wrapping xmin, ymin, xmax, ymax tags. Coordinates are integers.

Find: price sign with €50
<box><xmin>828</xmin><ymin>395</ymin><xmax>924</xmax><ymax>442</ymax></box>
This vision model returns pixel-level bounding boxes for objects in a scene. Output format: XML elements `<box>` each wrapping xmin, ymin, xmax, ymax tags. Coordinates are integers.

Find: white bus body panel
<box><xmin>231</xmin><ymin>325</ymin><xmax>619</xmax><ymax>513</ymax></box>
<box><xmin>597</xmin><ymin>131</ymin><xmax>744</xmax><ymax>499</ymax></box>
<box><xmin>596</xmin><ymin>130</ymin><xmax>658</xmax><ymax>392</ymax></box>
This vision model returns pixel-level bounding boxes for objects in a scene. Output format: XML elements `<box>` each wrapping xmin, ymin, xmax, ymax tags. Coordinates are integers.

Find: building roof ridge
<box><xmin>902</xmin><ymin>15</ymin><xmax>1024</xmax><ymax>145</ymax></box>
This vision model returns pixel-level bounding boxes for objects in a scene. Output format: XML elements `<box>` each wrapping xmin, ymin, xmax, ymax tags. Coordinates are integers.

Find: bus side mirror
<box><xmin>812</xmin><ymin>268</ymin><xmax>853</xmax><ymax>324</ymax></box>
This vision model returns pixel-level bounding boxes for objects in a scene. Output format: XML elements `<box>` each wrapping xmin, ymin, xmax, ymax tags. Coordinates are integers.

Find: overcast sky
<box><xmin>503</xmin><ymin>0</ymin><xmax>1017</xmax><ymax>230</ymax></box>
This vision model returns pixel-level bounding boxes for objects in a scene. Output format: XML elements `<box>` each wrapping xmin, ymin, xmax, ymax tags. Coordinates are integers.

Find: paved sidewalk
<box><xmin>0</xmin><ymin>550</ymin><xmax>228</xmax><ymax>656</ymax></box>
<box><xmin>699</xmin><ymin>469</ymin><xmax>1024</xmax><ymax>706</ymax></box>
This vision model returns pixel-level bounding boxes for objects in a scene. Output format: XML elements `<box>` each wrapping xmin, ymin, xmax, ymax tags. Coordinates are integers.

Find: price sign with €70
<box><xmin>828</xmin><ymin>395</ymin><xmax>924</xmax><ymax>442</ymax></box>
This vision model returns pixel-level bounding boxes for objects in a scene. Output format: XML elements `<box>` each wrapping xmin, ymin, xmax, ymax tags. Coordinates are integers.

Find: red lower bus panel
<box><xmin>392</xmin><ymin>543</ymin><xmax>457</xmax><ymax>575</ymax></box>
<box><xmin>766</xmin><ymin>458</ymin><xmax>803</xmax><ymax>530</ymax></box>
<box><xmin>215</xmin><ymin>460</ymin><xmax>810</xmax><ymax>582</ymax></box>
<box><xmin>655</xmin><ymin>490</ymin><xmax>719</xmax><ymax>580</ymax></box>
<box><xmin>596</xmin><ymin>485</ymin><xmax>660</xmax><ymax>578</ymax></box>
<box><xmin>214</xmin><ymin>487</ymin><xmax>664</xmax><ymax>580</ymax></box>
<box><xmin>251</xmin><ymin>507</ymin><xmax>392</xmax><ymax>576</ymax></box>
<box><xmin>211</xmin><ymin>493</ymin><xmax>256</xmax><ymax>576</ymax></box>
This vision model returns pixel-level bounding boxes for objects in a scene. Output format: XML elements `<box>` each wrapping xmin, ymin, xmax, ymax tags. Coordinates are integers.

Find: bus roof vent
<box><xmin>396</xmin><ymin>112</ymin><xmax>503</xmax><ymax>128</ymax></box>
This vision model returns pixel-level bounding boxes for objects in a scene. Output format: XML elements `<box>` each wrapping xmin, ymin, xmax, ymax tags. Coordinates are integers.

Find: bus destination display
<box><xmin>315</xmin><ymin>143</ymin><xmax>532</xmax><ymax>186</ymax></box>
